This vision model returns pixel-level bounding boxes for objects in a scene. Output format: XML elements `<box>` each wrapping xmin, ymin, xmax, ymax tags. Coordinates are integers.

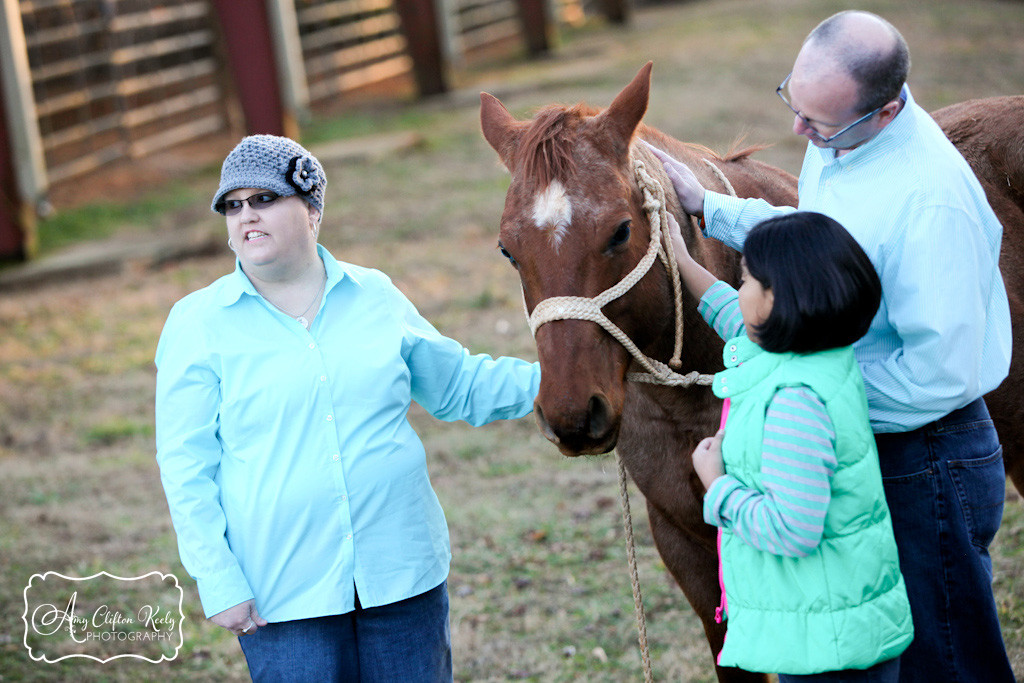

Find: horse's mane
<box><xmin>516</xmin><ymin>103</ymin><xmax>596</xmax><ymax>186</ymax></box>
<box><xmin>516</xmin><ymin>104</ymin><xmax>772</xmax><ymax>186</ymax></box>
<box><xmin>666</xmin><ymin>136</ymin><xmax>771</xmax><ymax>164</ymax></box>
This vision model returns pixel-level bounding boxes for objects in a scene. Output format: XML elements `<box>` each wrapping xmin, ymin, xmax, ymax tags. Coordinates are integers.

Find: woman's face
<box><xmin>225</xmin><ymin>188</ymin><xmax>319</xmax><ymax>275</ymax></box>
<box><xmin>737</xmin><ymin>259</ymin><xmax>774</xmax><ymax>343</ymax></box>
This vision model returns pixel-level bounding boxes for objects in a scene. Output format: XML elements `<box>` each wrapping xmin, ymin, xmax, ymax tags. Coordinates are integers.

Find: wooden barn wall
<box><xmin>19</xmin><ymin>0</ymin><xmax>233</xmax><ymax>185</ymax></box>
<box><xmin>14</xmin><ymin>0</ymin><xmax>593</xmax><ymax>188</ymax></box>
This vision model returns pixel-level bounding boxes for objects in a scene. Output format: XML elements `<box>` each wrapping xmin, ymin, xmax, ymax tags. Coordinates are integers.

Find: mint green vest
<box><xmin>713</xmin><ymin>335</ymin><xmax>913</xmax><ymax>674</ymax></box>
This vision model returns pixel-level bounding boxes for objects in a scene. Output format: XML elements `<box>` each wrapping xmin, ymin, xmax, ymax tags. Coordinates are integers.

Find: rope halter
<box><xmin>527</xmin><ymin>158</ymin><xmax>715</xmax><ymax>388</ymax></box>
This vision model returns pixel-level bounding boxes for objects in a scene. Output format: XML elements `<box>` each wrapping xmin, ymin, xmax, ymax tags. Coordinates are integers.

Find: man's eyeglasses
<box><xmin>215</xmin><ymin>191</ymin><xmax>280</xmax><ymax>216</ymax></box>
<box><xmin>776</xmin><ymin>73</ymin><xmax>885</xmax><ymax>145</ymax></box>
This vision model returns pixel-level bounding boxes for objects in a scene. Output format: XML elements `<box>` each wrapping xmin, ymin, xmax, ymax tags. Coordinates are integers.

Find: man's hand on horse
<box><xmin>640</xmin><ymin>140</ymin><xmax>707</xmax><ymax>217</ymax></box>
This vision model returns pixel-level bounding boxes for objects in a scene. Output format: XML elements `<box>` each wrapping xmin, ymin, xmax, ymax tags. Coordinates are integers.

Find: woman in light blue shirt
<box><xmin>155</xmin><ymin>135</ymin><xmax>541</xmax><ymax>682</ymax></box>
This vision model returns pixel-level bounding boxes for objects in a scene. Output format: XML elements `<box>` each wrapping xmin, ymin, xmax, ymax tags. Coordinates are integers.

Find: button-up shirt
<box><xmin>155</xmin><ymin>246</ymin><xmax>540</xmax><ymax>621</ymax></box>
<box><xmin>701</xmin><ymin>86</ymin><xmax>1011</xmax><ymax>432</ymax></box>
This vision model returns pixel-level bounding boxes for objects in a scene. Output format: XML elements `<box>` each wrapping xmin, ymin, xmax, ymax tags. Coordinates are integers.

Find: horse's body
<box><xmin>480</xmin><ymin>65</ymin><xmax>1021</xmax><ymax>682</ymax></box>
<box><xmin>932</xmin><ymin>96</ymin><xmax>1024</xmax><ymax>493</ymax></box>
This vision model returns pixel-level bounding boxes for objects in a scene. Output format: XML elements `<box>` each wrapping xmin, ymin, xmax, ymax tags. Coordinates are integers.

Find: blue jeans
<box><xmin>238</xmin><ymin>582</ymin><xmax>452</xmax><ymax>682</ymax></box>
<box><xmin>876</xmin><ymin>397</ymin><xmax>1013</xmax><ymax>683</ymax></box>
<box><xmin>778</xmin><ymin>656</ymin><xmax>899</xmax><ymax>683</ymax></box>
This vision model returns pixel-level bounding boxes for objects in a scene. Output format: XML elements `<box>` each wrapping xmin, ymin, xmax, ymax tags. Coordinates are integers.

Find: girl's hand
<box><xmin>663</xmin><ymin>211</ymin><xmax>717</xmax><ymax>301</ymax></box>
<box><xmin>666</xmin><ymin>213</ymin><xmax>692</xmax><ymax>266</ymax></box>
<box><xmin>692</xmin><ymin>429</ymin><xmax>725</xmax><ymax>489</ymax></box>
<box><xmin>210</xmin><ymin>599</ymin><xmax>268</xmax><ymax>637</ymax></box>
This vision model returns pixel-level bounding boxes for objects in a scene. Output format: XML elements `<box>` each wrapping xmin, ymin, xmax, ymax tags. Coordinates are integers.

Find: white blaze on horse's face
<box><xmin>532</xmin><ymin>180</ymin><xmax>573</xmax><ymax>249</ymax></box>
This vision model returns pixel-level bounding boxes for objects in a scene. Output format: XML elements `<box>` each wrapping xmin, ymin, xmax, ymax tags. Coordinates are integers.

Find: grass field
<box><xmin>3</xmin><ymin>0</ymin><xmax>1024</xmax><ymax>681</ymax></box>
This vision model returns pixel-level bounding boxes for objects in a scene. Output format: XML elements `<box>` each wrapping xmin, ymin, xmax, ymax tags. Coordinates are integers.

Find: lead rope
<box><xmin>618</xmin><ymin>451</ymin><xmax>654</xmax><ymax>682</ymax></box>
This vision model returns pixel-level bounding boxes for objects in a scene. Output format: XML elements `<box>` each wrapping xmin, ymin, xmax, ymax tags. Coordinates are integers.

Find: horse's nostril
<box><xmin>534</xmin><ymin>403</ymin><xmax>559</xmax><ymax>445</ymax></box>
<box><xmin>587</xmin><ymin>394</ymin><xmax>612</xmax><ymax>440</ymax></box>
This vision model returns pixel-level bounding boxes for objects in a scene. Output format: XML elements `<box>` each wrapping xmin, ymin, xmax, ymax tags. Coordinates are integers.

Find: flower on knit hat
<box><xmin>287</xmin><ymin>155</ymin><xmax>319</xmax><ymax>195</ymax></box>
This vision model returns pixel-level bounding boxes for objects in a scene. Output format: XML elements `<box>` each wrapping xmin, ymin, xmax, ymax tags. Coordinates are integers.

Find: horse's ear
<box><xmin>481</xmin><ymin>92</ymin><xmax>527</xmax><ymax>171</ymax></box>
<box><xmin>596</xmin><ymin>62</ymin><xmax>652</xmax><ymax>155</ymax></box>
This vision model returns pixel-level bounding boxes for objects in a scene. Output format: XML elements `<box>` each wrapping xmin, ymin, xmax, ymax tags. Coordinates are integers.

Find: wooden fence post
<box><xmin>209</xmin><ymin>0</ymin><xmax>293</xmax><ymax>137</ymax></box>
<box><xmin>0</xmin><ymin>0</ymin><xmax>47</xmax><ymax>259</ymax></box>
<box><xmin>394</xmin><ymin>0</ymin><xmax>449</xmax><ymax>97</ymax></box>
<box><xmin>518</xmin><ymin>0</ymin><xmax>552</xmax><ymax>56</ymax></box>
<box><xmin>601</xmin><ymin>0</ymin><xmax>631</xmax><ymax>25</ymax></box>
<box><xmin>266</xmin><ymin>0</ymin><xmax>310</xmax><ymax>127</ymax></box>
<box><xmin>0</xmin><ymin>88</ymin><xmax>30</xmax><ymax>260</ymax></box>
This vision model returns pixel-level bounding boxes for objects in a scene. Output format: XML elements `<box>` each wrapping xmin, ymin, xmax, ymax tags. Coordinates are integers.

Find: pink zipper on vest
<box><xmin>715</xmin><ymin>526</ymin><xmax>727</xmax><ymax>624</ymax></box>
<box><xmin>714</xmin><ymin>397</ymin><xmax>730</xmax><ymax>663</ymax></box>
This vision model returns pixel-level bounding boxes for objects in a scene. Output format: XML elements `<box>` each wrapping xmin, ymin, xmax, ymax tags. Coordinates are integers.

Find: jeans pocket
<box><xmin>947</xmin><ymin>445</ymin><xmax>1005</xmax><ymax>553</ymax></box>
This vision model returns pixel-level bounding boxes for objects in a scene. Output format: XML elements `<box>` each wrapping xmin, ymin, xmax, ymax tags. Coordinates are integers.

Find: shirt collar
<box><xmin>214</xmin><ymin>244</ymin><xmax>356</xmax><ymax>308</ymax></box>
<box><xmin>813</xmin><ymin>84</ymin><xmax>913</xmax><ymax>168</ymax></box>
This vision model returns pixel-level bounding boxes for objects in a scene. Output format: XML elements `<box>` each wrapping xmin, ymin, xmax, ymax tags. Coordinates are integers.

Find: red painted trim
<box><xmin>209</xmin><ymin>0</ymin><xmax>287</xmax><ymax>136</ymax></box>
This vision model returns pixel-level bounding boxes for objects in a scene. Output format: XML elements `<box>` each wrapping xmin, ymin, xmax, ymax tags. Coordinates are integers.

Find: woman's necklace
<box><xmin>264</xmin><ymin>270</ymin><xmax>326</xmax><ymax>330</ymax></box>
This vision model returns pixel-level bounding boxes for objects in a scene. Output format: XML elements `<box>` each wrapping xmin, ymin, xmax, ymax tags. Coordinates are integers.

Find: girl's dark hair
<box><xmin>744</xmin><ymin>212</ymin><xmax>881</xmax><ymax>354</ymax></box>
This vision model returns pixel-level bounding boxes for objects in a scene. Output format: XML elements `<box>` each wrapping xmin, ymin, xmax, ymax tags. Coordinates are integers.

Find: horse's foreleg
<box><xmin>646</xmin><ymin>503</ymin><xmax>770</xmax><ymax>683</ymax></box>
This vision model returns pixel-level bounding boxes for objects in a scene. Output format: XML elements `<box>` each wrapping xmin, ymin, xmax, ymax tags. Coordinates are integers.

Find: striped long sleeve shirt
<box><xmin>699</xmin><ymin>282</ymin><xmax>837</xmax><ymax>557</ymax></box>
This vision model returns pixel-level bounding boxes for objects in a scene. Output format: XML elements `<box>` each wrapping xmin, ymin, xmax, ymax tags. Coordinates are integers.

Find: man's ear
<box><xmin>878</xmin><ymin>97</ymin><xmax>903</xmax><ymax>126</ymax></box>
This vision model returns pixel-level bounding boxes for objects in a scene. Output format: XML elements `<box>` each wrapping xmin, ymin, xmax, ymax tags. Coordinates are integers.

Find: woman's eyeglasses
<box><xmin>215</xmin><ymin>191</ymin><xmax>280</xmax><ymax>216</ymax></box>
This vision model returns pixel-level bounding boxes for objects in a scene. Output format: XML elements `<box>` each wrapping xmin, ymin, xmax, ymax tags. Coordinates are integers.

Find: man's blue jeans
<box><xmin>876</xmin><ymin>397</ymin><xmax>1013</xmax><ymax>682</ymax></box>
<box><xmin>238</xmin><ymin>581</ymin><xmax>452</xmax><ymax>682</ymax></box>
<box><xmin>778</xmin><ymin>656</ymin><xmax>899</xmax><ymax>682</ymax></box>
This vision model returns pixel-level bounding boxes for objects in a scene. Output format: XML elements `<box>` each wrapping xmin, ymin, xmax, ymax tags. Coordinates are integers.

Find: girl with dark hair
<box><xmin>669</xmin><ymin>211</ymin><xmax>912</xmax><ymax>682</ymax></box>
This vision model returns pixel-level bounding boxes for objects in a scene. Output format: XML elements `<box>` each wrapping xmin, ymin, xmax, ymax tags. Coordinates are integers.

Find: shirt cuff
<box><xmin>195</xmin><ymin>563</ymin><xmax>255</xmax><ymax>618</ymax></box>
<box><xmin>702</xmin><ymin>191</ymin><xmax>740</xmax><ymax>240</ymax></box>
<box><xmin>702</xmin><ymin>474</ymin><xmax>745</xmax><ymax>527</ymax></box>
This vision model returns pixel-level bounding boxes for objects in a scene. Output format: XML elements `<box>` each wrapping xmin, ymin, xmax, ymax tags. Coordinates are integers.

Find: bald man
<box><xmin>649</xmin><ymin>11</ymin><xmax>1013</xmax><ymax>683</ymax></box>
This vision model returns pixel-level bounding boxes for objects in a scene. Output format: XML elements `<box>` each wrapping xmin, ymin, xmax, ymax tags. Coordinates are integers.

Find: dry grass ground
<box><xmin>2</xmin><ymin>0</ymin><xmax>1024</xmax><ymax>681</ymax></box>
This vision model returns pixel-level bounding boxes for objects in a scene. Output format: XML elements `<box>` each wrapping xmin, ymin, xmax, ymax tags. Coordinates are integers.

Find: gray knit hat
<box><xmin>212</xmin><ymin>135</ymin><xmax>326</xmax><ymax>213</ymax></box>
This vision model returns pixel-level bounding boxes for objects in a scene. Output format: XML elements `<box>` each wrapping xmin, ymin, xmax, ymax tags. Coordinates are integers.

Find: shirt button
<box><xmin>308</xmin><ymin>342</ymin><xmax>316</xmax><ymax>350</ymax></box>
<box><xmin>346</xmin><ymin>534</ymin><xmax>353</xmax><ymax>540</ymax></box>
<box><xmin>730</xmin><ymin>356</ymin><xmax>737</xmax><ymax>362</ymax></box>
<box><xmin>332</xmin><ymin>454</ymin><xmax>340</xmax><ymax>461</ymax></box>
<box><xmin>326</xmin><ymin>415</ymin><xmax>334</xmax><ymax>422</ymax></box>
<box><xmin>729</xmin><ymin>345</ymin><xmax>737</xmax><ymax>352</ymax></box>
<box><xmin>320</xmin><ymin>375</ymin><xmax>327</xmax><ymax>382</ymax></box>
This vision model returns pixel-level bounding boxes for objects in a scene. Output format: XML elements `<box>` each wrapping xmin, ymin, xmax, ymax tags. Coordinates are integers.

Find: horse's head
<box><xmin>480</xmin><ymin>63</ymin><xmax>682</xmax><ymax>456</ymax></box>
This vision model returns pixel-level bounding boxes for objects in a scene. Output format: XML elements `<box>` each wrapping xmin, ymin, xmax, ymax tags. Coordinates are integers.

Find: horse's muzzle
<box><xmin>534</xmin><ymin>393</ymin><xmax>618</xmax><ymax>456</ymax></box>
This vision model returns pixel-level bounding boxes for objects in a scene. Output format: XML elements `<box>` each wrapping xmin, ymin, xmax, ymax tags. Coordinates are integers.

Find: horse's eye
<box><xmin>498</xmin><ymin>242</ymin><xmax>518</xmax><ymax>268</ymax></box>
<box><xmin>608</xmin><ymin>220</ymin><xmax>631</xmax><ymax>250</ymax></box>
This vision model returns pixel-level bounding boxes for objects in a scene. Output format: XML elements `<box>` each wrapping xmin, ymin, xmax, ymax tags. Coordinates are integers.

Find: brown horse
<box><xmin>480</xmin><ymin>64</ymin><xmax>1022</xmax><ymax>682</ymax></box>
<box><xmin>481</xmin><ymin>62</ymin><xmax>793</xmax><ymax>682</ymax></box>
<box><xmin>932</xmin><ymin>96</ymin><xmax>1024</xmax><ymax>493</ymax></box>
